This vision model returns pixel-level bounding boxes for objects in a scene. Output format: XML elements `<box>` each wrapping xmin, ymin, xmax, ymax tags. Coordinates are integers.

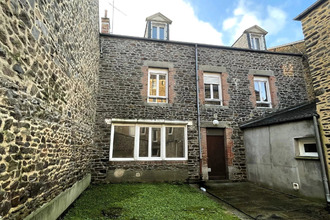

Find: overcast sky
<box><xmin>99</xmin><ymin>0</ymin><xmax>316</xmax><ymax>48</ymax></box>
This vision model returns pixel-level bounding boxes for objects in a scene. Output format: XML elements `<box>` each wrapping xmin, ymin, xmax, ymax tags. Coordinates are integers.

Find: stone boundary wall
<box><xmin>298</xmin><ymin>0</ymin><xmax>330</xmax><ymax>178</ymax></box>
<box><xmin>95</xmin><ymin>35</ymin><xmax>311</xmax><ymax>183</ymax></box>
<box><xmin>0</xmin><ymin>1</ymin><xmax>99</xmax><ymax>219</ymax></box>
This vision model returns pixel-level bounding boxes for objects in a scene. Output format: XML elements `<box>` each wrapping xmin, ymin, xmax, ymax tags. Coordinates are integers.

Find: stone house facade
<box><xmin>95</xmin><ymin>34</ymin><xmax>311</xmax><ymax>184</ymax></box>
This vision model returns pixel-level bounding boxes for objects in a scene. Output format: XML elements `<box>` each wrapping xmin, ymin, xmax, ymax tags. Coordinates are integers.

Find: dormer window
<box><xmin>144</xmin><ymin>12</ymin><xmax>172</xmax><ymax>41</ymax></box>
<box><xmin>152</xmin><ymin>23</ymin><xmax>166</xmax><ymax>40</ymax></box>
<box><xmin>250</xmin><ymin>34</ymin><xmax>265</xmax><ymax>50</ymax></box>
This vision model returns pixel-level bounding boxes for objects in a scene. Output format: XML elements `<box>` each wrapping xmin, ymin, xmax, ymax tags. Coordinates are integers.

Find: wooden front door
<box><xmin>207</xmin><ymin>135</ymin><xmax>226</xmax><ymax>180</ymax></box>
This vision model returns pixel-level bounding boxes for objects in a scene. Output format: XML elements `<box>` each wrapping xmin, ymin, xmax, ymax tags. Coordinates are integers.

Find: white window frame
<box><xmin>254</xmin><ymin>76</ymin><xmax>272</xmax><ymax>108</ymax></box>
<box><xmin>204</xmin><ymin>73</ymin><xmax>222</xmax><ymax>105</ymax></box>
<box><xmin>109</xmin><ymin>124</ymin><xmax>188</xmax><ymax>161</ymax></box>
<box><xmin>250</xmin><ymin>34</ymin><xmax>264</xmax><ymax>50</ymax></box>
<box><xmin>151</xmin><ymin>22</ymin><xmax>166</xmax><ymax>40</ymax></box>
<box><xmin>147</xmin><ymin>68</ymin><xmax>168</xmax><ymax>103</ymax></box>
<box><xmin>297</xmin><ymin>138</ymin><xmax>318</xmax><ymax>157</ymax></box>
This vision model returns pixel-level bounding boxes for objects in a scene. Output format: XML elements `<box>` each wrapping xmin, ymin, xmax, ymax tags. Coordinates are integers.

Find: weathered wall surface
<box><xmin>0</xmin><ymin>0</ymin><xmax>99</xmax><ymax>219</ymax></box>
<box><xmin>298</xmin><ymin>0</ymin><xmax>330</xmax><ymax>178</ymax></box>
<box><xmin>95</xmin><ymin>35</ymin><xmax>310</xmax><ymax>182</ymax></box>
<box><xmin>232</xmin><ymin>33</ymin><xmax>249</xmax><ymax>49</ymax></box>
<box><xmin>244</xmin><ymin>120</ymin><xmax>325</xmax><ymax>199</ymax></box>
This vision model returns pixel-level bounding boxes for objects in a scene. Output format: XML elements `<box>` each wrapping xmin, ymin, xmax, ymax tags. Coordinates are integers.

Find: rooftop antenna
<box><xmin>106</xmin><ymin>0</ymin><xmax>127</xmax><ymax>34</ymax></box>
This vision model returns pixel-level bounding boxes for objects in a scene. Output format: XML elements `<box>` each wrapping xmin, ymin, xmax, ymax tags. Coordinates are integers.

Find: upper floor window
<box><xmin>204</xmin><ymin>73</ymin><xmax>222</xmax><ymax>105</ymax></box>
<box><xmin>152</xmin><ymin>23</ymin><xmax>166</xmax><ymax>40</ymax></box>
<box><xmin>148</xmin><ymin>68</ymin><xmax>168</xmax><ymax>103</ymax></box>
<box><xmin>254</xmin><ymin>76</ymin><xmax>271</xmax><ymax>108</ymax></box>
<box><xmin>250</xmin><ymin>34</ymin><xmax>264</xmax><ymax>50</ymax></box>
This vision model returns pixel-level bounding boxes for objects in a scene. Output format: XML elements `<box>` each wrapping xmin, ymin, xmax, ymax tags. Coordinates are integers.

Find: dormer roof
<box><xmin>146</xmin><ymin>12</ymin><xmax>172</xmax><ymax>24</ymax></box>
<box><xmin>244</xmin><ymin>25</ymin><xmax>268</xmax><ymax>35</ymax></box>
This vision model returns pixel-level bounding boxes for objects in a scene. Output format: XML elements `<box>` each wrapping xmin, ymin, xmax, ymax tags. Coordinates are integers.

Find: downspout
<box><xmin>195</xmin><ymin>44</ymin><xmax>203</xmax><ymax>181</ymax></box>
<box><xmin>313</xmin><ymin>115</ymin><xmax>330</xmax><ymax>204</ymax></box>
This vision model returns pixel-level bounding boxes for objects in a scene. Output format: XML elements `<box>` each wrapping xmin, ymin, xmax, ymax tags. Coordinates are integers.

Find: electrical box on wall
<box><xmin>293</xmin><ymin>182</ymin><xmax>299</xmax><ymax>190</ymax></box>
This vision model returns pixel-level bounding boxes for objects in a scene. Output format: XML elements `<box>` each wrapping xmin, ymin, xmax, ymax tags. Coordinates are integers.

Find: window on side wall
<box><xmin>254</xmin><ymin>76</ymin><xmax>271</xmax><ymax>108</ymax></box>
<box><xmin>204</xmin><ymin>73</ymin><xmax>222</xmax><ymax>105</ymax></box>
<box><xmin>152</xmin><ymin>23</ymin><xmax>166</xmax><ymax>40</ymax></box>
<box><xmin>148</xmin><ymin>68</ymin><xmax>168</xmax><ymax>103</ymax></box>
<box><xmin>110</xmin><ymin>124</ymin><xmax>187</xmax><ymax>161</ymax></box>
<box><xmin>250</xmin><ymin>34</ymin><xmax>264</xmax><ymax>50</ymax></box>
<box><xmin>297</xmin><ymin>138</ymin><xmax>318</xmax><ymax>158</ymax></box>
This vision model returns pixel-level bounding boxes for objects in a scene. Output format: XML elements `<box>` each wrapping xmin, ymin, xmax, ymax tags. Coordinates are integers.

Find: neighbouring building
<box><xmin>294</xmin><ymin>0</ymin><xmax>330</xmax><ymax>190</ymax></box>
<box><xmin>0</xmin><ymin>0</ymin><xmax>99</xmax><ymax>219</ymax></box>
<box><xmin>241</xmin><ymin>102</ymin><xmax>326</xmax><ymax>200</ymax></box>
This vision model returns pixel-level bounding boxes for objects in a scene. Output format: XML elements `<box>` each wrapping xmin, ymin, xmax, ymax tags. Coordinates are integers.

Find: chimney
<box><xmin>101</xmin><ymin>10</ymin><xmax>110</xmax><ymax>34</ymax></box>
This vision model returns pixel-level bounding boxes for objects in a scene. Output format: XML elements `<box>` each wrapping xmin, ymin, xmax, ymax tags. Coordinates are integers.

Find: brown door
<box><xmin>207</xmin><ymin>135</ymin><xmax>226</xmax><ymax>180</ymax></box>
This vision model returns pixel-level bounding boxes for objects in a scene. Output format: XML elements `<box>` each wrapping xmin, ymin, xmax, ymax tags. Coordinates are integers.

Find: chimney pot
<box><xmin>105</xmin><ymin>10</ymin><xmax>108</xmax><ymax>18</ymax></box>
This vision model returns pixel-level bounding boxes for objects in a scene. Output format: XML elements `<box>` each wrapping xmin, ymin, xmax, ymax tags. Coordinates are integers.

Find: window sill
<box><xmin>202</xmin><ymin>104</ymin><xmax>229</xmax><ymax>109</ymax></box>
<box><xmin>295</xmin><ymin>156</ymin><xmax>319</xmax><ymax>160</ymax></box>
<box><xmin>109</xmin><ymin>160</ymin><xmax>188</xmax><ymax>165</ymax></box>
<box><xmin>146</xmin><ymin>102</ymin><xmax>172</xmax><ymax>107</ymax></box>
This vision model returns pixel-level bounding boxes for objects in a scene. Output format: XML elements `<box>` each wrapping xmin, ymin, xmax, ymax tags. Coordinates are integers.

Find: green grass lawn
<box><xmin>62</xmin><ymin>183</ymin><xmax>238</xmax><ymax>220</ymax></box>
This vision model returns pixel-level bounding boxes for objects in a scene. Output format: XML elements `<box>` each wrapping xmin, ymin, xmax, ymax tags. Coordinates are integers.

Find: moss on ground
<box><xmin>62</xmin><ymin>183</ymin><xmax>238</xmax><ymax>220</ymax></box>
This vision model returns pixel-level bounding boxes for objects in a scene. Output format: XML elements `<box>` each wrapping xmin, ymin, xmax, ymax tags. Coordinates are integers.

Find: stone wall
<box><xmin>297</xmin><ymin>0</ymin><xmax>330</xmax><ymax>179</ymax></box>
<box><xmin>95</xmin><ymin>35</ymin><xmax>311</xmax><ymax>183</ymax></box>
<box><xmin>0</xmin><ymin>0</ymin><xmax>99</xmax><ymax>219</ymax></box>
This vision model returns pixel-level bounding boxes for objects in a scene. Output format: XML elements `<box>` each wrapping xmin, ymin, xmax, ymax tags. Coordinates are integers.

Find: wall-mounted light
<box><xmin>213</xmin><ymin>120</ymin><xmax>219</xmax><ymax>125</ymax></box>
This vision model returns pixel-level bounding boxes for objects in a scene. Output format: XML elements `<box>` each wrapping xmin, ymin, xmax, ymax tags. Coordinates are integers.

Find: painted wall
<box><xmin>244</xmin><ymin>120</ymin><xmax>325</xmax><ymax>199</ymax></box>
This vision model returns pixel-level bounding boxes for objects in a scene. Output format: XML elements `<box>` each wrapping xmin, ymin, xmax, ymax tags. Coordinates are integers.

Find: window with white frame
<box><xmin>110</xmin><ymin>124</ymin><xmax>187</xmax><ymax>161</ymax></box>
<box><xmin>148</xmin><ymin>68</ymin><xmax>168</xmax><ymax>103</ymax></box>
<box><xmin>250</xmin><ymin>34</ymin><xmax>264</xmax><ymax>50</ymax></box>
<box><xmin>152</xmin><ymin>23</ymin><xmax>166</xmax><ymax>40</ymax></box>
<box><xmin>204</xmin><ymin>73</ymin><xmax>222</xmax><ymax>105</ymax></box>
<box><xmin>254</xmin><ymin>76</ymin><xmax>271</xmax><ymax>108</ymax></box>
<box><xmin>297</xmin><ymin>138</ymin><xmax>318</xmax><ymax>157</ymax></box>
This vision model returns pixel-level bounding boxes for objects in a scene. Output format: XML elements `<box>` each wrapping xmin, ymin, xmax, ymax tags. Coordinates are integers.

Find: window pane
<box><xmin>139</xmin><ymin>127</ymin><xmax>149</xmax><ymax>157</ymax></box>
<box><xmin>151</xmin><ymin>128</ymin><xmax>161</xmax><ymax>157</ymax></box>
<box><xmin>149</xmin><ymin>74</ymin><xmax>157</xmax><ymax>96</ymax></box>
<box><xmin>304</xmin><ymin>144</ymin><xmax>317</xmax><ymax>153</ymax></box>
<box><xmin>166</xmin><ymin>127</ymin><xmax>184</xmax><ymax>158</ymax></box>
<box><xmin>255</xmin><ymin>38</ymin><xmax>260</xmax><ymax>50</ymax></box>
<box><xmin>213</xmin><ymin>84</ymin><xmax>219</xmax><ymax>99</ymax></box>
<box><xmin>260</xmin><ymin>81</ymin><xmax>267</xmax><ymax>101</ymax></box>
<box><xmin>205</xmin><ymin>84</ymin><xmax>211</xmax><ymax>99</ymax></box>
<box><xmin>159</xmin><ymin>75</ymin><xmax>166</xmax><ymax>96</ymax></box>
<box><xmin>113</xmin><ymin>126</ymin><xmax>135</xmax><ymax>158</ymax></box>
<box><xmin>159</xmin><ymin>27</ymin><xmax>164</xmax><ymax>39</ymax></box>
<box><xmin>254</xmin><ymin>81</ymin><xmax>260</xmax><ymax>101</ymax></box>
<box><xmin>152</xmin><ymin>26</ymin><xmax>157</xmax><ymax>39</ymax></box>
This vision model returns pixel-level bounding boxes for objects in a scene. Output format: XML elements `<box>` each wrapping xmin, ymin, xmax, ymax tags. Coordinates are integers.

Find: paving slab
<box><xmin>205</xmin><ymin>182</ymin><xmax>330</xmax><ymax>220</ymax></box>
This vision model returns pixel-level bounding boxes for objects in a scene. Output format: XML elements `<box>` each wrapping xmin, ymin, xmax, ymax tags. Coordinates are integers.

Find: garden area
<box><xmin>61</xmin><ymin>183</ymin><xmax>238</xmax><ymax>220</ymax></box>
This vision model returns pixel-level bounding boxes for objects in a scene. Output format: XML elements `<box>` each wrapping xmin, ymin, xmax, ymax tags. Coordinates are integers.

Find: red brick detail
<box><xmin>200</xmin><ymin>128</ymin><xmax>208</xmax><ymax>169</ymax></box>
<box><xmin>141</xmin><ymin>66</ymin><xmax>148</xmax><ymax>102</ymax></box>
<box><xmin>168</xmin><ymin>68</ymin><xmax>176</xmax><ymax>103</ymax></box>
<box><xmin>221</xmin><ymin>73</ymin><xmax>230</xmax><ymax>106</ymax></box>
<box><xmin>198</xmin><ymin>70</ymin><xmax>205</xmax><ymax>104</ymax></box>
<box><xmin>248</xmin><ymin>74</ymin><xmax>257</xmax><ymax>108</ymax></box>
<box><xmin>269</xmin><ymin>76</ymin><xmax>278</xmax><ymax>108</ymax></box>
<box><xmin>225</xmin><ymin>128</ymin><xmax>234</xmax><ymax>166</ymax></box>
<box><xmin>141</xmin><ymin>66</ymin><xmax>176</xmax><ymax>103</ymax></box>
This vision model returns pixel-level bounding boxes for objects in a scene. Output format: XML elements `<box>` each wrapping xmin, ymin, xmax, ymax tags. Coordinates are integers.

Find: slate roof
<box><xmin>240</xmin><ymin>102</ymin><xmax>317</xmax><ymax>129</ymax></box>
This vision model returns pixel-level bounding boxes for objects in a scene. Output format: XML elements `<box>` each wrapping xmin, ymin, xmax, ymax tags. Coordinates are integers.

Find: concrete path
<box><xmin>204</xmin><ymin>182</ymin><xmax>329</xmax><ymax>220</ymax></box>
